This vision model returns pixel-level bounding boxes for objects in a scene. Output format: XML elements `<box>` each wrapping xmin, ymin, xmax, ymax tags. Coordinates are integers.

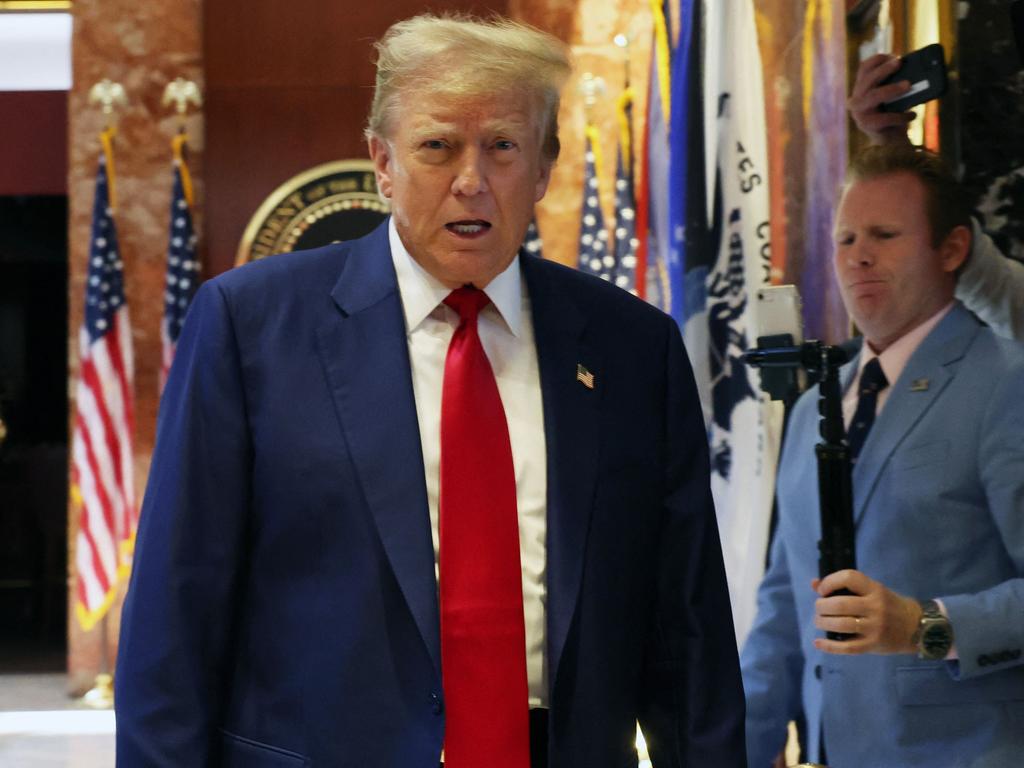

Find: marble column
<box><xmin>68</xmin><ymin>0</ymin><xmax>202</xmax><ymax>695</ymax></box>
<box><xmin>513</xmin><ymin>0</ymin><xmax>653</xmax><ymax>269</ymax></box>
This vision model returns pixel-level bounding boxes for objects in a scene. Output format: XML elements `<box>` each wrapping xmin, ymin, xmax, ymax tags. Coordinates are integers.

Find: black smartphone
<box><xmin>878</xmin><ymin>43</ymin><xmax>947</xmax><ymax>113</ymax></box>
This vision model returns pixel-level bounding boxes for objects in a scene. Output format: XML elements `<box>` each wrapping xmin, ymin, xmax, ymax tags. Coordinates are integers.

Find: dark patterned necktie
<box><xmin>846</xmin><ymin>357</ymin><xmax>889</xmax><ymax>463</ymax></box>
<box><xmin>439</xmin><ymin>286</ymin><xmax>529</xmax><ymax>768</ymax></box>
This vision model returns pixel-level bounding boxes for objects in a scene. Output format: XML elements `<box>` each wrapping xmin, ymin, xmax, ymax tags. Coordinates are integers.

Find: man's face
<box><xmin>368</xmin><ymin>90</ymin><xmax>552</xmax><ymax>289</ymax></box>
<box><xmin>833</xmin><ymin>171</ymin><xmax>966</xmax><ymax>351</ymax></box>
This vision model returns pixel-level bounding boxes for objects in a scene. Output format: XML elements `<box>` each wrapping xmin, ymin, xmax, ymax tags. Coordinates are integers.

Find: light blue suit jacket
<box><xmin>742</xmin><ymin>303</ymin><xmax>1024</xmax><ymax>768</ymax></box>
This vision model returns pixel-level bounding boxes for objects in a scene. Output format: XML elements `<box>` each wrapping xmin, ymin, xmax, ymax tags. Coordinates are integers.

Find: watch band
<box><xmin>915</xmin><ymin>599</ymin><xmax>954</xmax><ymax>660</ymax></box>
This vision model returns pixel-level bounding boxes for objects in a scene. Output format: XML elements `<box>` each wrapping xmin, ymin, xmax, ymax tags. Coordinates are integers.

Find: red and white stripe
<box><xmin>160</xmin><ymin>316</ymin><xmax>174</xmax><ymax>394</ymax></box>
<box><xmin>73</xmin><ymin>308</ymin><xmax>136</xmax><ymax>628</ymax></box>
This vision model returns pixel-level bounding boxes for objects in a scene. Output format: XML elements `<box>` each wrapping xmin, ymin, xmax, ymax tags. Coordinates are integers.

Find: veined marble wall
<box><xmin>960</xmin><ymin>0</ymin><xmax>1024</xmax><ymax>261</ymax></box>
<box><xmin>68</xmin><ymin>0</ymin><xmax>202</xmax><ymax>694</ymax></box>
<box><xmin>514</xmin><ymin>0</ymin><xmax>653</xmax><ymax>270</ymax></box>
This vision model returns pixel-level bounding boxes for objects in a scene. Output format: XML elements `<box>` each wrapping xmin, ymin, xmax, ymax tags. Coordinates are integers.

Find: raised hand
<box><xmin>848</xmin><ymin>53</ymin><xmax>916</xmax><ymax>146</ymax></box>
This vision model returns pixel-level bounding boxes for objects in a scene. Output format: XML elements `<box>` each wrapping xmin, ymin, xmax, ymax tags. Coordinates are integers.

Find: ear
<box><xmin>368</xmin><ymin>135</ymin><xmax>394</xmax><ymax>199</ymax></box>
<box><xmin>939</xmin><ymin>224</ymin><xmax>971</xmax><ymax>274</ymax></box>
<box><xmin>533</xmin><ymin>159</ymin><xmax>553</xmax><ymax>203</ymax></box>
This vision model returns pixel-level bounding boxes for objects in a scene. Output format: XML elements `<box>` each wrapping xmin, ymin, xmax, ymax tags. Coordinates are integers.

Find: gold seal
<box><xmin>235</xmin><ymin>159</ymin><xmax>389</xmax><ymax>266</ymax></box>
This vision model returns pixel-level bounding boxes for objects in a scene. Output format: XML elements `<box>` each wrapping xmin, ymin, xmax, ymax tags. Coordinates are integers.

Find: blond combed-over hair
<box><xmin>366</xmin><ymin>14</ymin><xmax>571</xmax><ymax>164</ymax></box>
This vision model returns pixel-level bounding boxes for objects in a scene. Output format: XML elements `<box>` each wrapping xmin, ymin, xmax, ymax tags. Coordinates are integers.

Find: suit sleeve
<box><xmin>955</xmin><ymin>220</ymin><xmax>1024</xmax><ymax>342</ymax></box>
<box><xmin>115</xmin><ymin>280</ymin><xmax>252</xmax><ymax>766</ymax></box>
<box><xmin>740</xmin><ymin>527</ymin><xmax>805</xmax><ymax>768</ymax></box>
<box><xmin>637</xmin><ymin>319</ymin><xmax>747</xmax><ymax>768</ymax></box>
<box><xmin>939</xmin><ymin>354</ymin><xmax>1024</xmax><ymax>680</ymax></box>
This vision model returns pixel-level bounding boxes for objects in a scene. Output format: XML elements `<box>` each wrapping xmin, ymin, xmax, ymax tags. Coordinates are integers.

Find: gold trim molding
<box><xmin>0</xmin><ymin>1</ymin><xmax>72</xmax><ymax>11</ymax></box>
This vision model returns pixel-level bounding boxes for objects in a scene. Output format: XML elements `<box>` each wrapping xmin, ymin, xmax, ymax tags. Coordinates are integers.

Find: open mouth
<box><xmin>445</xmin><ymin>220</ymin><xmax>492</xmax><ymax>237</ymax></box>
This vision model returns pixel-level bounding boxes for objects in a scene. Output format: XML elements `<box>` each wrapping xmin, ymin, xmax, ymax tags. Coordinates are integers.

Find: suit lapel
<box><xmin>314</xmin><ymin>224</ymin><xmax>441</xmax><ymax>676</ymax></box>
<box><xmin>522</xmin><ymin>258</ymin><xmax>602</xmax><ymax>692</ymax></box>
<box><xmin>852</xmin><ymin>305</ymin><xmax>979</xmax><ymax>524</ymax></box>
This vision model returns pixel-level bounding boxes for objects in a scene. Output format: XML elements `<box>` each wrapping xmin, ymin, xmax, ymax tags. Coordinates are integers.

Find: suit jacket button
<box><xmin>978</xmin><ymin>654</ymin><xmax>991</xmax><ymax>667</ymax></box>
<box><xmin>431</xmin><ymin>692</ymin><xmax>444</xmax><ymax>715</ymax></box>
<box><xmin>814</xmin><ymin>664</ymin><xmax>822</xmax><ymax>680</ymax></box>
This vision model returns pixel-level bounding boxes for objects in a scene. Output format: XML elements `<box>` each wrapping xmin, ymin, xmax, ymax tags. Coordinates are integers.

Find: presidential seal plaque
<box><xmin>235</xmin><ymin>160</ymin><xmax>389</xmax><ymax>266</ymax></box>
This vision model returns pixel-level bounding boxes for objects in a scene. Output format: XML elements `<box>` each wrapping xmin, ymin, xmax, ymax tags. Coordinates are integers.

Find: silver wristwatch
<box><xmin>913</xmin><ymin>599</ymin><xmax>954</xmax><ymax>660</ymax></box>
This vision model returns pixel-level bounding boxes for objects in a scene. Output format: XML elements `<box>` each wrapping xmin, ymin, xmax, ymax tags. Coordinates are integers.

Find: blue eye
<box><xmin>422</xmin><ymin>140</ymin><xmax>447</xmax><ymax>150</ymax></box>
<box><xmin>494</xmin><ymin>140</ymin><xmax>516</xmax><ymax>151</ymax></box>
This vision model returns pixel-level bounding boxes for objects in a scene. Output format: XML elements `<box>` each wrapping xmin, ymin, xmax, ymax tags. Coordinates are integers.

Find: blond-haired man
<box><xmin>116</xmin><ymin>15</ymin><xmax>746</xmax><ymax>768</ymax></box>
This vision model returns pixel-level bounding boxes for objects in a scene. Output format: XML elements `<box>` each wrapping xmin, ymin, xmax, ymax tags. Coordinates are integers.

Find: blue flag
<box><xmin>577</xmin><ymin>128</ymin><xmax>612</xmax><ymax>279</ymax></box>
<box><xmin>669</xmin><ymin>0</ymin><xmax>712</xmax><ymax>330</ymax></box>
<box><xmin>161</xmin><ymin>134</ymin><xmax>200</xmax><ymax>392</ymax></box>
<box><xmin>522</xmin><ymin>217</ymin><xmax>544</xmax><ymax>258</ymax></box>
<box><xmin>610</xmin><ymin>141</ymin><xmax>639</xmax><ymax>294</ymax></box>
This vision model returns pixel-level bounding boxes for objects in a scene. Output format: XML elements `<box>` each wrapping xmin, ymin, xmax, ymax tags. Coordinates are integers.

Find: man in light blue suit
<box><xmin>742</xmin><ymin>144</ymin><xmax>1024</xmax><ymax>768</ymax></box>
<box><xmin>115</xmin><ymin>14</ymin><xmax>745</xmax><ymax>768</ymax></box>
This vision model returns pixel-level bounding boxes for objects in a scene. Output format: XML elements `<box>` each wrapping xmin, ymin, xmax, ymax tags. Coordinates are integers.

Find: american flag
<box><xmin>611</xmin><ymin>91</ymin><xmax>639</xmax><ymax>294</ymax></box>
<box><xmin>161</xmin><ymin>134</ymin><xmax>200</xmax><ymax>392</ymax></box>
<box><xmin>72</xmin><ymin>130</ymin><xmax>137</xmax><ymax>631</ymax></box>
<box><xmin>575</xmin><ymin>363</ymin><xmax>595</xmax><ymax>390</ymax></box>
<box><xmin>522</xmin><ymin>217</ymin><xmax>544</xmax><ymax>258</ymax></box>
<box><xmin>577</xmin><ymin>126</ymin><xmax>612</xmax><ymax>279</ymax></box>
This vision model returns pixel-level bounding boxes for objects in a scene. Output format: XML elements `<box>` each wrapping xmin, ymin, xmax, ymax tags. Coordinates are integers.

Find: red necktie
<box><xmin>439</xmin><ymin>286</ymin><xmax>530</xmax><ymax>768</ymax></box>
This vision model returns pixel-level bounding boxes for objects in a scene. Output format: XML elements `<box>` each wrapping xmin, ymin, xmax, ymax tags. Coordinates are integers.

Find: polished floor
<box><xmin>0</xmin><ymin>673</ymin><xmax>661</xmax><ymax>767</ymax></box>
<box><xmin>0</xmin><ymin>674</ymin><xmax>115</xmax><ymax>767</ymax></box>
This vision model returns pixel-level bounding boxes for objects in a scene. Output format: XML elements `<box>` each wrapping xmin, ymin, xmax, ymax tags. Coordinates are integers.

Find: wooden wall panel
<box><xmin>0</xmin><ymin>92</ymin><xmax>67</xmax><ymax>196</ymax></box>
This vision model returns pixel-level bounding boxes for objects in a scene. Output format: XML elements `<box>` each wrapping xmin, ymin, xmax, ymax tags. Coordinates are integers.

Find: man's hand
<box><xmin>811</xmin><ymin>569</ymin><xmax>921</xmax><ymax>655</ymax></box>
<box><xmin>848</xmin><ymin>53</ymin><xmax>916</xmax><ymax>146</ymax></box>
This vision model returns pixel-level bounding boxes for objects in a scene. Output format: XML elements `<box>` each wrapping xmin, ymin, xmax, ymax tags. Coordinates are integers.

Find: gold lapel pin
<box><xmin>576</xmin><ymin>363</ymin><xmax>595</xmax><ymax>390</ymax></box>
<box><xmin>909</xmin><ymin>378</ymin><xmax>930</xmax><ymax>392</ymax></box>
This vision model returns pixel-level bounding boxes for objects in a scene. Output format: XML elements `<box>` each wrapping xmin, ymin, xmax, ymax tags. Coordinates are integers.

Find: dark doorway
<box><xmin>0</xmin><ymin>194</ymin><xmax>69</xmax><ymax>672</ymax></box>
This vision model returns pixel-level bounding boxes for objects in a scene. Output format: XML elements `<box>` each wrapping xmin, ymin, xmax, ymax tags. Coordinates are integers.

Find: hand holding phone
<box><xmin>848</xmin><ymin>53</ymin><xmax>917</xmax><ymax>144</ymax></box>
<box><xmin>878</xmin><ymin>43</ymin><xmax>947</xmax><ymax>113</ymax></box>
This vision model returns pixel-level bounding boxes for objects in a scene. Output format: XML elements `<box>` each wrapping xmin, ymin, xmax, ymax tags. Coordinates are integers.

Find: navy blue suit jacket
<box><xmin>115</xmin><ymin>222</ymin><xmax>745</xmax><ymax>767</ymax></box>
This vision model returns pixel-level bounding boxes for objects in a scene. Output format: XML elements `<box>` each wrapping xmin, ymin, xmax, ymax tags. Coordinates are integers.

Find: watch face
<box><xmin>922</xmin><ymin>623</ymin><xmax>952</xmax><ymax>659</ymax></box>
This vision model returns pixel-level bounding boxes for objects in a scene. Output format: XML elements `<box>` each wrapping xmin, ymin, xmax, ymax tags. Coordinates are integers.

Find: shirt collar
<box><xmin>855</xmin><ymin>301</ymin><xmax>955</xmax><ymax>388</ymax></box>
<box><xmin>388</xmin><ymin>217</ymin><xmax>523</xmax><ymax>337</ymax></box>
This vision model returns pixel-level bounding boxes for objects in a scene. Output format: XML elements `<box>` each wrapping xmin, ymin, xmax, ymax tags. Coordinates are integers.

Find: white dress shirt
<box><xmin>389</xmin><ymin>219</ymin><xmax>549</xmax><ymax>707</ymax></box>
<box><xmin>842</xmin><ymin>302</ymin><xmax>954</xmax><ymax>427</ymax></box>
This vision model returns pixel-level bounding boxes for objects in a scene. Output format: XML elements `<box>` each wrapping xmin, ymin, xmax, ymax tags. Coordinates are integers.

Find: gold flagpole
<box><xmin>77</xmin><ymin>78</ymin><xmax>128</xmax><ymax>711</ymax></box>
<box><xmin>162</xmin><ymin>78</ymin><xmax>202</xmax><ymax>208</ymax></box>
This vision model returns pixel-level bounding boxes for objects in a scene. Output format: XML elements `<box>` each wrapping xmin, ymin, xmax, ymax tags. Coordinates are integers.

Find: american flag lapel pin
<box><xmin>576</xmin><ymin>363</ymin><xmax>595</xmax><ymax>390</ymax></box>
<box><xmin>909</xmin><ymin>378</ymin><xmax>929</xmax><ymax>392</ymax></box>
